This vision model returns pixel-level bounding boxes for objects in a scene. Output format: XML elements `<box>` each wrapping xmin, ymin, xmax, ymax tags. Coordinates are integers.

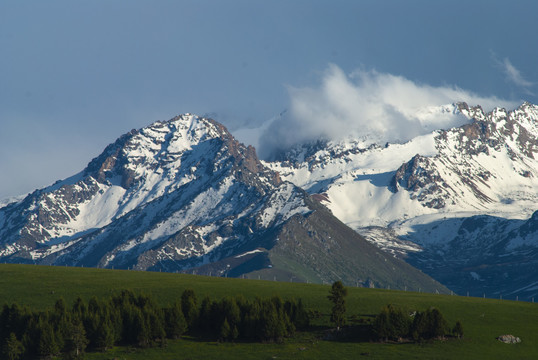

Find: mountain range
<box><xmin>267</xmin><ymin>102</ymin><xmax>538</xmax><ymax>300</ymax></box>
<box><xmin>0</xmin><ymin>114</ymin><xmax>444</xmax><ymax>292</ymax></box>
<box><xmin>1</xmin><ymin>102</ymin><xmax>537</xmax><ymax>299</ymax></box>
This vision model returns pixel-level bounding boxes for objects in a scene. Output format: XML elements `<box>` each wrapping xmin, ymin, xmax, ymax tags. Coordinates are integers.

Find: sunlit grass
<box><xmin>1</xmin><ymin>263</ymin><xmax>536</xmax><ymax>359</ymax></box>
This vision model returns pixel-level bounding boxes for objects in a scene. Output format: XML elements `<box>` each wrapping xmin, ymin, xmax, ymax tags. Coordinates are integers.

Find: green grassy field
<box><xmin>0</xmin><ymin>264</ymin><xmax>536</xmax><ymax>359</ymax></box>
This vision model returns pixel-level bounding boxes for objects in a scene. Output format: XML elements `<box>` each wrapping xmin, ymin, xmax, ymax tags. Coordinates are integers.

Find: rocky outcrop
<box><xmin>497</xmin><ymin>335</ymin><xmax>521</xmax><ymax>344</ymax></box>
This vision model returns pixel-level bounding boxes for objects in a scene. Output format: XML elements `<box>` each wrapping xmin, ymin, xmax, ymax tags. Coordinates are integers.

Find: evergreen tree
<box><xmin>181</xmin><ymin>289</ymin><xmax>198</xmax><ymax>330</ymax></box>
<box><xmin>83</xmin><ymin>311</ymin><xmax>100</xmax><ymax>349</ymax></box>
<box><xmin>453</xmin><ymin>320</ymin><xmax>464</xmax><ymax>339</ymax></box>
<box><xmin>242</xmin><ymin>298</ymin><xmax>261</xmax><ymax>341</ymax></box>
<box><xmin>410</xmin><ymin>311</ymin><xmax>427</xmax><ymax>341</ymax></box>
<box><xmin>133</xmin><ymin>308</ymin><xmax>151</xmax><ymax>347</ymax></box>
<box><xmin>284</xmin><ymin>298</ymin><xmax>309</xmax><ymax>330</ymax></box>
<box><xmin>62</xmin><ymin>319</ymin><xmax>88</xmax><ymax>360</ymax></box>
<box><xmin>1</xmin><ymin>303</ymin><xmax>29</xmax><ymax>341</ymax></box>
<box><xmin>410</xmin><ymin>307</ymin><xmax>450</xmax><ymax>341</ymax></box>
<box><xmin>373</xmin><ymin>305</ymin><xmax>410</xmax><ymax>341</ymax></box>
<box><xmin>259</xmin><ymin>300</ymin><xmax>286</xmax><ymax>342</ymax></box>
<box><xmin>37</xmin><ymin>320</ymin><xmax>60</xmax><ymax>359</ymax></box>
<box><xmin>221</xmin><ymin>297</ymin><xmax>241</xmax><ymax>336</ymax></box>
<box><xmin>72</xmin><ymin>297</ymin><xmax>87</xmax><ymax>319</ymax></box>
<box><xmin>387</xmin><ymin>305</ymin><xmax>410</xmax><ymax>340</ymax></box>
<box><xmin>3</xmin><ymin>332</ymin><xmax>24</xmax><ymax>360</ymax></box>
<box><xmin>95</xmin><ymin>320</ymin><xmax>115</xmax><ymax>351</ymax></box>
<box><xmin>54</xmin><ymin>298</ymin><xmax>68</xmax><ymax>317</ymax></box>
<box><xmin>427</xmin><ymin>308</ymin><xmax>448</xmax><ymax>339</ymax></box>
<box><xmin>147</xmin><ymin>308</ymin><xmax>166</xmax><ymax>345</ymax></box>
<box><xmin>197</xmin><ymin>297</ymin><xmax>213</xmax><ymax>336</ymax></box>
<box><xmin>164</xmin><ymin>302</ymin><xmax>187</xmax><ymax>339</ymax></box>
<box><xmin>52</xmin><ymin>298</ymin><xmax>71</xmax><ymax>352</ymax></box>
<box><xmin>327</xmin><ymin>281</ymin><xmax>347</xmax><ymax>330</ymax></box>
<box><xmin>219</xmin><ymin>318</ymin><xmax>231</xmax><ymax>341</ymax></box>
<box><xmin>372</xmin><ymin>306</ymin><xmax>391</xmax><ymax>341</ymax></box>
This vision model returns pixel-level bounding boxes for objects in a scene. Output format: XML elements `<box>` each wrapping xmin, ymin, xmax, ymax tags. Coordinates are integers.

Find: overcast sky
<box><xmin>1</xmin><ymin>0</ymin><xmax>538</xmax><ymax>200</ymax></box>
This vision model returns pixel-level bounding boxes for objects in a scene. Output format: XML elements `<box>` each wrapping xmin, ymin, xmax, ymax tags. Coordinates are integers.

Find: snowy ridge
<box><xmin>269</xmin><ymin>103</ymin><xmax>538</xmax><ymax>229</ymax></box>
<box><xmin>0</xmin><ymin>114</ymin><xmax>312</xmax><ymax>274</ymax></box>
<box><xmin>265</xmin><ymin>129</ymin><xmax>440</xmax><ymax>228</ymax></box>
<box><xmin>267</xmin><ymin>102</ymin><xmax>538</xmax><ymax>299</ymax></box>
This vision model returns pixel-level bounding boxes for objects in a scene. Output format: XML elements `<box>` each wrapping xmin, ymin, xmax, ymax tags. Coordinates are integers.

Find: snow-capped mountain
<box><xmin>268</xmin><ymin>102</ymin><xmax>538</xmax><ymax>227</ymax></box>
<box><xmin>0</xmin><ymin>114</ymin><xmax>445</xmax><ymax>291</ymax></box>
<box><xmin>402</xmin><ymin>211</ymin><xmax>538</xmax><ymax>300</ymax></box>
<box><xmin>267</xmin><ymin>102</ymin><xmax>538</xmax><ymax>299</ymax></box>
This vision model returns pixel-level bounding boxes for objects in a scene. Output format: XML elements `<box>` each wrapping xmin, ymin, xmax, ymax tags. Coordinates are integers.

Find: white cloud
<box><xmin>502</xmin><ymin>58</ymin><xmax>534</xmax><ymax>89</ymax></box>
<box><xmin>258</xmin><ymin>64</ymin><xmax>516</xmax><ymax>159</ymax></box>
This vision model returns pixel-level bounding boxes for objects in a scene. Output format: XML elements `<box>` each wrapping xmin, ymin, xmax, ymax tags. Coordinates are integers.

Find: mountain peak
<box><xmin>0</xmin><ymin>113</ymin><xmax>446</xmax><ymax>292</ymax></box>
<box><xmin>0</xmin><ymin>114</ymin><xmax>296</xmax><ymax>267</ymax></box>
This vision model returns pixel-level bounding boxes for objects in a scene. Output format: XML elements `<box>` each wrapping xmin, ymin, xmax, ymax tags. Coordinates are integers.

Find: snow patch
<box><xmin>235</xmin><ymin>249</ymin><xmax>263</xmax><ymax>258</ymax></box>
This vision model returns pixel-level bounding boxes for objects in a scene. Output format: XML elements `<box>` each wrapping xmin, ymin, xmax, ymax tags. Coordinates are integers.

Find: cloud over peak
<box><xmin>258</xmin><ymin>64</ymin><xmax>516</xmax><ymax>159</ymax></box>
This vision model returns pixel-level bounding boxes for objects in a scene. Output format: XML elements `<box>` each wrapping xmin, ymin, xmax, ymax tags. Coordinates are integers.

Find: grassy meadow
<box><xmin>0</xmin><ymin>263</ymin><xmax>536</xmax><ymax>359</ymax></box>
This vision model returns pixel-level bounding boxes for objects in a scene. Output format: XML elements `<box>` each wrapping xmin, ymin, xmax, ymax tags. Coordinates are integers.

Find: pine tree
<box><xmin>410</xmin><ymin>307</ymin><xmax>449</xmax><ymax>341</ymax></box>
<box><xmin>62</xmin><ymin>319</ymin><xmax>88</xmax><ymax>360</ymax></box>
<box><xmin>327</xmin><ymin>281</ymin><xmax>347</xmax><ymax>330</ymax></box>
<box><xmin>95</xmin><ymin>320</ymin><xmax>115</xmax><ymax>351</ymax></box>
<box><xmin>54</xmin><ymin>298</ymin><xmax>67</xmax><ymax>317</ymax></box>
<box><xmin>410</xmin><ymin>311</ymin><xmax>427</xmax><ymax>341</ymax></box>
<box><xmin>3</xmin><ymin>332</ymin><xmax>24</xmax><ymax>360</ymax></box>
<box><xmin>72</xmin><ymin>297</ymin><xmax>87</xmax><ymax>319</ymax></box>
<box><xmin>453</xmin><ymin>320</ymin><xmax>464</xmax><ymax>339</ymax></box>
<box><xmin>197</xmin><ymin>297</ymin><xmax>213</xmax><ymax>336</ymax></box>
<box><xmin>388</xmin><ymin>305</ymin><xmax>410</xmax><ymax>340</ymax></box>
<box><xmin>259</xmin><ymin>300</ymin><xmax>287</xmax><ymax>342</ymax></box>
<box><xmin>164</xmin><ymin>302</ymin><xmax>187</xmax><ymax>339</ymax></box>
<box><xmin>181</xmin><ymin>289</ymin><xmax>198</xmax><ymax>330</ymax></box>
<box><xmin>37</xmin><ymin>320</ymin><xmax>60</xmax><ymax>359</ymax></box>
<box><xmin>133</xmin><ymin>309</ymin><xmax>150</xmax><ymax>347</ymax></box>
<box><xmin>372</xmin><ymin>307</ymin><xmax>391</xmax><ymax>341</ymax></box>
<box><xmin>219</xmin><ymin>318</ymin><xmax>231</xmax><ymax>341</ymax></box>
<box><xmin>427</xmin><ymin>308</ymin><xmax>448</xmax><ymax>339</ymax></box>
<box><xmin>147</xmin><ymin>308</ymin><xmax>166</xmax><ymax>345</ymax></box>
<box><xmin>221</xmin><ymin>297</ymin><xmax>240</xmax><ymax>336</ymax></box>
<box><xmin>284</xmin><ymin>298</ymin><xmax>309</xmax><ymax>330</ymax></box>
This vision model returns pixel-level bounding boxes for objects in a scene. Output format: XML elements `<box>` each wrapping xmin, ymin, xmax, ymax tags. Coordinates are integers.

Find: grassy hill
<box><xmin>0</xmin><ymin>264</ymin><xmax>536</xmax><ymax>359</ymax></box>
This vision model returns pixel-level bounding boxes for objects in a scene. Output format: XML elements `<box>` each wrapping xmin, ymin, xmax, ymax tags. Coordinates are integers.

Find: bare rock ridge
<box><xmin>0</xmin><ymin>114</ymin><xmax>445</xmax><ymax>292</ymax></box>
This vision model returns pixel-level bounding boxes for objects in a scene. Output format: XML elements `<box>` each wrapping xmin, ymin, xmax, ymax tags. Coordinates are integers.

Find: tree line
<box><xmin>1</xmin><ymin>281</ymin><xmax>463</xmax><ymax>359</ymax></box>
<box><xmin>372</xmin><ymin>304</ymin><xmax>463</xmax><ymax>342</ymax></box>
<box><xmin>0</xmin><ymin>289</ymin><xmax>310</xmax><ymax>360</ymax></box>
<box><xmin>327</xmin><ymin>281</ymin><xmax>464</xmax><ymax>342</ymax></box>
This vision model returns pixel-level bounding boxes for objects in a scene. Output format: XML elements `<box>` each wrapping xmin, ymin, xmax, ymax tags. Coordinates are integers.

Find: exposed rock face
<box><xmin>391</xmin><ymin>154</ymin><xmax>450</xmax><ymax>209</ymax></box>
<box><xmin>391</xmin><ymin>102</ymin><xmax>538</xmax><ymax>210</ymax></box>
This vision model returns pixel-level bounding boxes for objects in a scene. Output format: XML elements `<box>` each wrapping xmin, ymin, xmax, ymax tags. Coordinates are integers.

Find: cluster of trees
<box><xmin>0</xmin><ymin>290</ymin><xmax>175</xmax><ymax>359</ymax></box>
<box><xmin>197</xmin><ymin>294</ymin><xmax>309</xmax><ymax>342</ymax></box>
<box><xmin>0</xmin><ymin>280</ymin><xmax>465</xmax><ymax>359</ymax></box>
<box><xmin>0</xmin><ymin>289</ymin><xmax>310</xmax><ymax>359</ymax></box>
<box><xmin>372</xmin><ymin>304</ymin><xmax>463</xmax><ymax>342</ymax></box>
<box><xmin>325</xmin><ymin>282</ymin><xmax>464</xmax><ymax>343</ymax></box>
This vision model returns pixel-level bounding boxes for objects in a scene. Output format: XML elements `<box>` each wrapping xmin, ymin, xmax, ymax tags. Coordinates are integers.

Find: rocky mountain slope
<box><xmin>0</xmin><ymin>114</ymin><xmax>446</xmax><ymax>292</ymax></box>
<box><xmin>403</xmin><ymin>211</ymin><xmax>538</xmax><ymax>300</ymax></box>
<box><xmin>267</xmin><ymin>102</ymin><xmax>538</xmax><ymax>299</ymax></box>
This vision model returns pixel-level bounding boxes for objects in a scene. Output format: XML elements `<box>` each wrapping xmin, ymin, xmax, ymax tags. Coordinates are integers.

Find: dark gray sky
<box><xmin>1</xmin><ymin>0</ymin><xmax>537</xmax><ymax>200</ymax></box>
